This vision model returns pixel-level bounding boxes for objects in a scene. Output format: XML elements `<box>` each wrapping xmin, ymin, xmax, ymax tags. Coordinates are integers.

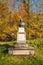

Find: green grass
<box><xmin>0</xmin><ymin>39</ymin><xmax>43</xmax><ymax>65</ymax></box>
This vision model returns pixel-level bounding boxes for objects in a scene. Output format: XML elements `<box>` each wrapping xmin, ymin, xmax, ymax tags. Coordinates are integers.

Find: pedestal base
<box><xmin>8</xmin><ymin>47</ymin><xmax>34</xmax><ymax>55</ymax></box>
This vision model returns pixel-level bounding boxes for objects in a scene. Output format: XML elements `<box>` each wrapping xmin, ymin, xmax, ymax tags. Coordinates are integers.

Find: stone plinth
<box><xmin>8</xmin><ymin>47</ymin><xmax>34</xmax><ymax>55</ymax></box>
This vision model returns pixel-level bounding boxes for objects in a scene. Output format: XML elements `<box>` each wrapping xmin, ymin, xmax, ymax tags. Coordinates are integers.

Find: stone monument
<box><xmin>8</xmin><ymin>19</ymin><xmax>34</xmax><ymax>55</ymax></box>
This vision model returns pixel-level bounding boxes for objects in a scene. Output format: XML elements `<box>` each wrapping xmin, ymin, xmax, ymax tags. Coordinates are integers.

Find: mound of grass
<box><xmin>0</xmin><ymin>39</ymin><xmax>43</xmax><ymax>65</ymax></box>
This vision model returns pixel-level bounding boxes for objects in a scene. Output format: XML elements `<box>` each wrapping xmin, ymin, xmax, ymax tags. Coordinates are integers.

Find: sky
<box><xmin>7</xmin><ymin>0</ymin><xmax>43</xmax><ymax>13</ymax></box>
<box><xmin>30</xmin><ymin>0</ymin><xmax>43</xmax><ymax>13</ymax></box>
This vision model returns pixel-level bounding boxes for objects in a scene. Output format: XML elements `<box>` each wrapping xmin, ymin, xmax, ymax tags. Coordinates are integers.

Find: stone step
<box><xmin>8</xmin><ymin>47</ymin><xmax>34</xmax><ymax>55</ymax></box>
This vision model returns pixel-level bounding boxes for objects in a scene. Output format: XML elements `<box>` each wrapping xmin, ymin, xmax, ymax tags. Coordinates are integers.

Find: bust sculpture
<box><xmin>19</xmin><ymin>19</ymin><xmax>25</xmax><ymax>27</ymax></box>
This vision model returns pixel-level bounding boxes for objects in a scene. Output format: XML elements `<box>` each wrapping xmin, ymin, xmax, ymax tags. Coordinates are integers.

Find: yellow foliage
<box><xmin>0</xmin><ymin>0</ymin><xmax>43</xmax><ymax>40</ymax></box>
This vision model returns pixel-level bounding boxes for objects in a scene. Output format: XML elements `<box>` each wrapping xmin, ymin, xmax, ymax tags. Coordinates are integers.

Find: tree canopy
<box><xmin>0</xmin><ymin>0</ymin><xmax>43</xmax><ymax>41</ymax></box>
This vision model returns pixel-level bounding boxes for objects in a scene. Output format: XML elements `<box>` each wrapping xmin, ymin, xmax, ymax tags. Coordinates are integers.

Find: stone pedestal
<box><xmin>17</xmin><ymin>27</ymin><xmax>26</xmax><ymax>44</ymax></box>
<box><xmin>8</xmin><ymin>27</ymin><xmax>34</xmax><ymax>55</ymax></box>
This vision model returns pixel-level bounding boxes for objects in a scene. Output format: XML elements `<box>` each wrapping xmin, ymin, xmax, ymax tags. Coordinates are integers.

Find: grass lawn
<box><xmin>0</xmin><ymin>39</ymin><xmax>43</xmax><ymax>65</ymax></box>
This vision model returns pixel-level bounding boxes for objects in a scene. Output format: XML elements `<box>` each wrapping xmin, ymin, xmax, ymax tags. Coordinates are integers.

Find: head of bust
<box><xmin>19</xmin><ymin>19</ymin><xmax>25</xmax><ymax>27</ymax></box>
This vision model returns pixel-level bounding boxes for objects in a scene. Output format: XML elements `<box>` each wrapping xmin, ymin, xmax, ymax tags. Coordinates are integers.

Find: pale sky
<box><xmin>7</xmin><ymin>0</ymin><xmax>43</xmax><ymax>13</ymax></box>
